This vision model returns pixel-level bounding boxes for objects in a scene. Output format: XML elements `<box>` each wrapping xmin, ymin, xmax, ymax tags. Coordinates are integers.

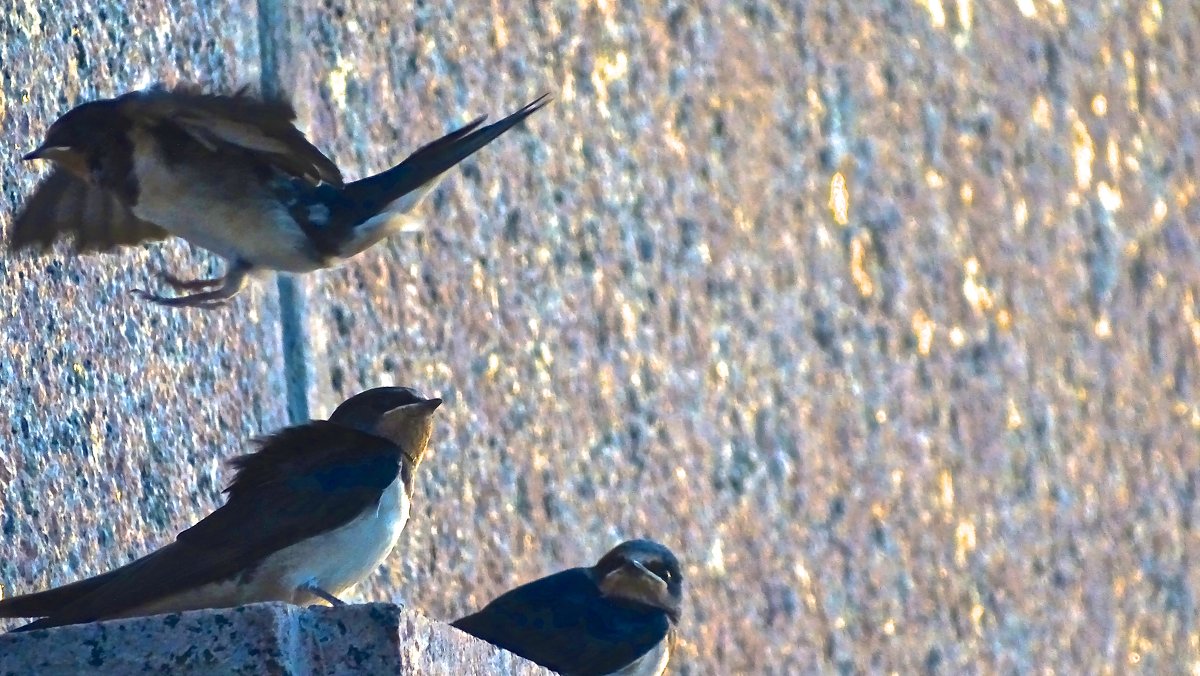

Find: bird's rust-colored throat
<box><xmin>375</xmin><ymin>398</ymin><xmax>442</xmax><ymax>466</ymax></box>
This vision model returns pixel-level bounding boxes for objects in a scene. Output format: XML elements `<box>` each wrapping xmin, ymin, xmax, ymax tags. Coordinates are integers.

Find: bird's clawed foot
<box><xmin>130</xmin><ymin>264</ymin><xmax>251</xmax><ymax>309</ymax></box>
<box><xmin>303</xmin><ymin>583</ymin><xmax>347</xmax><ymax>607</ymax></box>
<box><xmin>155</xmin><ymin>269</ymin><xmax>226</xmax><ymax>291</ymax></box>
<box><xmin>130</xmin><ymin>287</ymin><xmax>234</xmax><ymax>309</ymax></box>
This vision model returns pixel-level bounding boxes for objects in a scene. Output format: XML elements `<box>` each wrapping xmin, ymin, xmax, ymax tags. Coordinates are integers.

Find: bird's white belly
<box><xmin>129</xmin><ymin>146</ymin><xmax>323</xmax><ymax>272</ymax></box>
<box><xmin>610</xmin><ymin>639</ymin><xmax>670</xmax><ymax>676</ymax></box>
<box><xmin>258</xmin><ymin>477</ymin><xmax>410</xmax><ymax>600</ymax></box>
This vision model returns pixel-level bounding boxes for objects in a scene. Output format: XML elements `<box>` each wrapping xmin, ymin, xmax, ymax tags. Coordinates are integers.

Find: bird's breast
<box><xmin>610</xmin><ymin>637</ymin><xmax>671</xmax><ymax>676</ymax></box>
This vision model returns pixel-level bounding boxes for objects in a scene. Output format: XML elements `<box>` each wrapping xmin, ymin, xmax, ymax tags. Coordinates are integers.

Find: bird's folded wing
<box><xmin>453</xmin><ymin>568</ymin><xmax>669</xmax><ymax>675</ymax></box>
<box><xmin>8</xmin><ymin>169</ymin><xmax>169</xmax><ymax>253</ymax></box>
<box><xmin>222</xmin><ymin>421</ymin><xmax>405</xmax><ymax>499</ymax></box>
<box><xmin>7</xmin><ymin>426</ymin><xmax>402</xmax><ymax>630</ymax></box>
<box><xmin>0</xmin><ymin>565</ymin><xmax>126</xmax><ymax>619</ymax></box>
<box><xmin>131</xmin><ymin>86</ymin><xmax>344</xmax><ymax>187</ymax></box>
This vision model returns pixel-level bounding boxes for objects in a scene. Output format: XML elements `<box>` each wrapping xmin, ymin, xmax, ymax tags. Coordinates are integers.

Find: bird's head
<box><xmin>592</xmin><ymin>539</ymin><xmax>684</xmax><ymax>622</ymax></box>
<box><xmin>330</xmin><ymin>386</ymin><xmax>442</xmax><ymax>466</ymax></box>
<box><xmin>23</xmin><ymin>99</ymin><xmax>124</xmax><ymax>181</ymax></box>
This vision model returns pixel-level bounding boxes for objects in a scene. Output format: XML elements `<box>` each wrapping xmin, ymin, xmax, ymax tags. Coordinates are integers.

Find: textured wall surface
<box><xmin>0</xmin><ymin>0</ymin><xmax>293</xmax><ymax>646</ymax></box>
<box><xmin>1</xmin><ymin>1</ymin><xmax>1199</xmax><ymax>674</ymax></box>
<box><xmin>0</xmin><ymin>602</ymin><xmax>550</xmax><ymax>674</ymax></box>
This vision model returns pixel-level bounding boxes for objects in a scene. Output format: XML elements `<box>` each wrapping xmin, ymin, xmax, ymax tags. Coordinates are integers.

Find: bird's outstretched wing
<box><xmin>128</xmin><ymin>84</ymin><xmax>343</xmax><ymax>187</ymax></box>
<box><xmin>0</xmin><ymin>422</ymin><xmax>401</xmax><ymax>631</ymax></box>
<box><xmin>8</xmin><ymin>169</ymin><xmax>169</xmax><ymax>253</ymax></box>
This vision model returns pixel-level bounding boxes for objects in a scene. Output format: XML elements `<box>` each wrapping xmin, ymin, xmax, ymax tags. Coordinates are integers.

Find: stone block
<box><xmin>0</xmin><ymin>602</ymin><xmax>549</xmax><ymax>675</ymax></box>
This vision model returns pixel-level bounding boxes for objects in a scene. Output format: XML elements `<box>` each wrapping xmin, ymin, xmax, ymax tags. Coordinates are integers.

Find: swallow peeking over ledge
<box><xmin>452</xmin><ymin>539</ymin><xmax>684</xmax><ymax>676</ymax></box>
<box><xmin>9</xmin><ymin>84</ymin><xmax>549</xmax><ymax>308</ymax></box>
<box><xmin>0</xmin><ymin>387</ymin><xmax>441</xmax><ymax>632</ymax></box>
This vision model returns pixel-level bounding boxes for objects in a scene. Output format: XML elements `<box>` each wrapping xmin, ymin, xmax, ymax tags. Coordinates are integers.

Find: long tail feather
<box><xmin>344</xmin><ymin>94</ymin><xmax>551</xmax><ymax>210</ymax></box>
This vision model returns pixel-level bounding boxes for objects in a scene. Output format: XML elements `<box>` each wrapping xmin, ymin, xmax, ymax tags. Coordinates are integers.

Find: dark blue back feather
<box><xmin>452</xmin><ymin>567</ymin><xmax>670</xmax><ymax>675</ymax></box>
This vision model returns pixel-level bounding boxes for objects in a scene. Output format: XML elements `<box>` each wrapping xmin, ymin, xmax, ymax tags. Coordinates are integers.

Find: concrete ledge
<box><xmin>0</xmin><ymin>602</ymin><xmax>549</xmax><ymax>675</ymax></box>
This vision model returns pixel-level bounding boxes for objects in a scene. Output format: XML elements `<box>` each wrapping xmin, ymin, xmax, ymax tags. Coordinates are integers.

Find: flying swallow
<box><xmin>0</xmin><ymin>387</ymin><xmax>441</xmax><ymax>631</ymax></box>
<box><xmin>10</xmin><ymin>84</ymin><xmax>549</xmax><ymax>307</ymax></box>
<box><xmin>452</xmin><ymin>539</ymin><xmax>684</xmax><ymax>676</ymax></box>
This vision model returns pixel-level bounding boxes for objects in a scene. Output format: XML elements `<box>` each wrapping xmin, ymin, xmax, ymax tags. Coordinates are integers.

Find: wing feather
<box><xmin>8</xmin><ymin>169</ymin><xmax>168</xmax><ymax>253</ymax></box>
<box><xmin>129</xmin><ymin>85</ymin><xmax>343</xmax><ymax>187</ymax></box>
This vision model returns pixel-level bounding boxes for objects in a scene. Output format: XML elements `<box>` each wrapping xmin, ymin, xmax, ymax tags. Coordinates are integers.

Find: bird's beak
<box><xmin>599</xmin><ymin>560</ymin><xmax>670</xmax><ymax>605</ymax></box>
<box><xmin>630</xmin><ymin>560</ymin><xmax>661</xmax><ymax>583</ymax></box>
<box><xmin>628</xmin><ymin>561</ymin><xmax>672</xmax><ymax>596</ymax></box>
<box><xmin>374</xmin><ymin>396</ymin><xmax>442</xmax><ymax>436</ymax></box>
<box><xmin>22</xmin><ymin>144</ymin><xmax>68</xmax><ymax>162</ymax></box>
<box><xmin>407</xmin><ymin>397</ymin><xmax>443</xmax><ymax>416</ymax></box>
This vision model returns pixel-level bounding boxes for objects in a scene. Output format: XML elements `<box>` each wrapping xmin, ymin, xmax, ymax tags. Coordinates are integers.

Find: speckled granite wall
<box><xmin>2</xmin><ymin>1</ymin><xmax>1199</xmax><ymax>674</ymax></box>
<box><xmin>0</xmin><ymin>0</ymin><xmax>291</xmax><ymax>645</ymax></box>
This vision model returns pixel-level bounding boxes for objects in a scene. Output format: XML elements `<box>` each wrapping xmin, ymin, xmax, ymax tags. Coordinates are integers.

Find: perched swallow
<box><xmin>0</xmin><ymin>387</ymin><xmax>441</xmax><ymax>631</ymax></box>
<box><xmin>452</xmin><ymin>539</ymin><xmax>684</xmax><ymax>676</ymax></box>
<box><xmin>10</xmin><ymin>84</ymin><xmax>549</xmax><ymax>307</ymax></box>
